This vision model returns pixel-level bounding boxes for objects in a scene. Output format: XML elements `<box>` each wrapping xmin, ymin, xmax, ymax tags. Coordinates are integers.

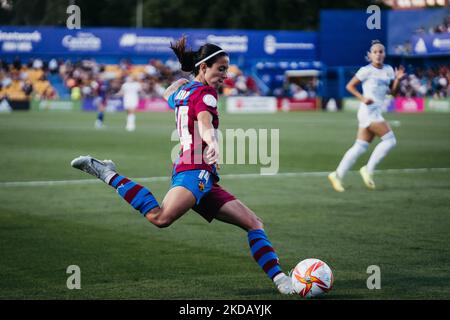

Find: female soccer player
<box><xmin>116</xmin><ymin>75</ymin><xmax>142</xmax><ymax>131</ymax></box>
<box><xmin>94</xmin><ymin>82</ymin><xmax>108</xmax><ymax>129</ymax></box>
<box><xmin>71</xmin><ymin>36</ymin><xmax>293</xmax><ymax>295</ymax></box>
<box><xmin>328</xmin><ymin>40</ymin><xmax>405</xmax><ymax>192</ymax></box>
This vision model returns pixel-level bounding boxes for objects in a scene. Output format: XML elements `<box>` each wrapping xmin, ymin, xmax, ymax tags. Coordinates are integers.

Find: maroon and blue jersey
<box><xmin>168</xmin><ymin>81</ymin><xmax>219</xmax><ymax>180</ymax></box>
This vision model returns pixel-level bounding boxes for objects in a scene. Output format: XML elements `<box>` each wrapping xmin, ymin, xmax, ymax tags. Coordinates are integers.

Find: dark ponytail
<box><xmin>170</xmin><ymin>36</ymin><xmax>228</xmax><ymax>76</ymax></box>
<box><xmin>170</xmin><ymin>36</ymin><xmax>197</xmax><ymax>73</ymax></box>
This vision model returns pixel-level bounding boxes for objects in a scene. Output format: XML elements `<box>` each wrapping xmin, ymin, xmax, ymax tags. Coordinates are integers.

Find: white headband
<box><xmin>194</xmin><ymin>50</ymin><xmax>225</xmax><ymax>67</ymax></box>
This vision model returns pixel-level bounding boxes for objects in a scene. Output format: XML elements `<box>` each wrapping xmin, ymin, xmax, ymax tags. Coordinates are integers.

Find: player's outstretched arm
<box><xmin>163</xmin><ymin>78</ymin><xmax>189</xmax><ymax>101</ymax></box>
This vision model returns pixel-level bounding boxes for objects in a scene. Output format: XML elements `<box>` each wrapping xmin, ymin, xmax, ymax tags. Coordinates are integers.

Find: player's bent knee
<box><xmin>154</xmin><ymin>219</ymin><xmax>172</xmax><ymax>228</ymax></box>
<box><xmin>146</xmin><ymin>214</ymin><xmax>173</xmax><ymax>228</ymax></box>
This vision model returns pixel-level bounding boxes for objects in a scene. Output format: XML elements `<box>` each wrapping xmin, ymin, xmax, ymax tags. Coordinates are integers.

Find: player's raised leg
<box><xmin>71</xmin><ymin>155</ymin><xmax>197</xmax><ymax>228</ymax></box>
<box><xmin>71</xmin><ymin>155</ymin><xmax>160</xmax><ymax>217</ymax></box>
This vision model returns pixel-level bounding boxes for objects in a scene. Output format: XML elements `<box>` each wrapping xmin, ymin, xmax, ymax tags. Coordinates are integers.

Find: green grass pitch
<box><xmin>0</xmin><ymin>110</ymin><xmax>449</xmax><ymax>299</ymax></box>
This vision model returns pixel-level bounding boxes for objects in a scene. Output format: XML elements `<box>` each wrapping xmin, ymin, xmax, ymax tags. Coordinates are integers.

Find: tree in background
<box><xmin>0</xmin><ymin>0</ymin><xmax>380</xmax><ymax>30</ymax></box>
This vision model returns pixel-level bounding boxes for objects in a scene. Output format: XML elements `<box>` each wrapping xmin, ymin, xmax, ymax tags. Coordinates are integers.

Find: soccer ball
<box><xmin>291</xmin><ymin>258</ymin><xmax>334</xmax><ymax>298</ymax></box>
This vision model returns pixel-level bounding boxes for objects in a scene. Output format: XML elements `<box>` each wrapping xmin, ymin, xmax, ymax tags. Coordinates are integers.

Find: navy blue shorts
<box><xmin>171</xmin><ymin>170</ymin><xmax>236</xmax><ymax>222</ymax></box>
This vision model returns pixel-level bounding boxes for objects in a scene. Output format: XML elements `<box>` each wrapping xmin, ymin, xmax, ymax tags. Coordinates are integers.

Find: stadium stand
<box><xmin>1</xmin><ymin>56</ymin><xmax>448</xmax><ymax>103</ymax></box>
<box><xmin>0</xmin><ymin>57</ymin><xmax>263</xmax><ymax>102</ymax></box>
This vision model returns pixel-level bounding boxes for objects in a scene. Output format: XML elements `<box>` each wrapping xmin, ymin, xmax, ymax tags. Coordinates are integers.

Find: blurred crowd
<box><xmin>1</xmin><ymin>57</ymin><xmax>449</xmax><ymax>102</ymax></box>
<box><xmin>399</xmin><ymin>65</ymin><xmax>449</xmax><ymax>98</ymax></box>
<box><xmin>61</xmin><ymin>58</ymin><xmax>177</xmax><ymax>101</ymax></box>
<box><xmin>415</xmin><ymin>13</ymin><xmax>450</xmax><ymax>35</ymax></box>
<box><xmin>0</xmin><ymin>57</ymin><xmax>262</xmax><ymax>102</ymax></box>
<box><xmin>0</xmin><ymin>57</ymin><xmax>58</xmax><ymax>101</ymax></box>
<box><xmin>272</xmin><ymin>80</ymin><xmax>318</xmax><ymax>99</ymax></box>
<box><xmin>395</xmin><ymin>13</ymin><xmax>450</xmax><ymax>55</ymax></box>
<box><xmin>222</xmin><ymin>65</ymin><xmax>261</xmax><ymax>96</ymax></box>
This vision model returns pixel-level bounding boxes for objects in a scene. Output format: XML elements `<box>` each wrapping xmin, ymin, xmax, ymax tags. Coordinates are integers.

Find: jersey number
<box><xmin>176</xmin><ymin>106</ymin><xmax>192</xmax><ymax>151</ymax></box>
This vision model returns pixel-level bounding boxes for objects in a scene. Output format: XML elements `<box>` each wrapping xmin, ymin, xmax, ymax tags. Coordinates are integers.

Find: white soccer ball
<box><xmin>291</xmin><ymin>258</ymin><xmax>334</xmax><ymax>298</ymax></box>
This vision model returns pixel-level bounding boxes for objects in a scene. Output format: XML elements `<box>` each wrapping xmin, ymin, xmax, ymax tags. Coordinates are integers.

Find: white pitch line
<box><xmin>0</xmin><ymin>167</ymin><xmax>449</xmax><ymax>188</ymax></box>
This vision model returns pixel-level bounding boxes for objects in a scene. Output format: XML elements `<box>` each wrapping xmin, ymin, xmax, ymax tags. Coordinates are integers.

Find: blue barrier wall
<box><xmin>319</xmin><ymin>9</ymin><xmax>388</xmax><ymax>68</ymax></box>
<box><xmin>0</xmin><ymin>26</ymin><xmax>318</xmax><ymax>65</ymax></box>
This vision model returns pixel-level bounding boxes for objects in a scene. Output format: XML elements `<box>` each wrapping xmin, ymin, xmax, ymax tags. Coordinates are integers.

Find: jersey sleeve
<box><xmin>192</xmin><ymin>87</ymin><xmax>219</xmax><ymax>117</ymax></box>
<box><xmin>355</xmin><ymin>66</ymin><xmax>369</xmax><ymax>82</ymax></box>
<box><xmin>167</xmin><ymin>91</ymin><xmax>177</xmax><ymax>109</ymax></box>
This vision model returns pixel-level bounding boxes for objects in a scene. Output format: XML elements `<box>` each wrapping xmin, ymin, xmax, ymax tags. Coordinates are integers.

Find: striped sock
<box><xmin>248</xmin><ymin>229</ymin><xmax>283</xmax><ymax>280</ymax></box>
<box><xmin>108</xmin><ymin>174</ymin><xmax>159</xmax><ymax>216</ymax></box>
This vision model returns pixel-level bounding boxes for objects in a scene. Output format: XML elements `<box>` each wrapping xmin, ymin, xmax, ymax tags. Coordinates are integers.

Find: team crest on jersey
<box><xmin>198</xmin><ymin>181</ymin><xmax>205</xmax><ymax>192</ymax></box>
